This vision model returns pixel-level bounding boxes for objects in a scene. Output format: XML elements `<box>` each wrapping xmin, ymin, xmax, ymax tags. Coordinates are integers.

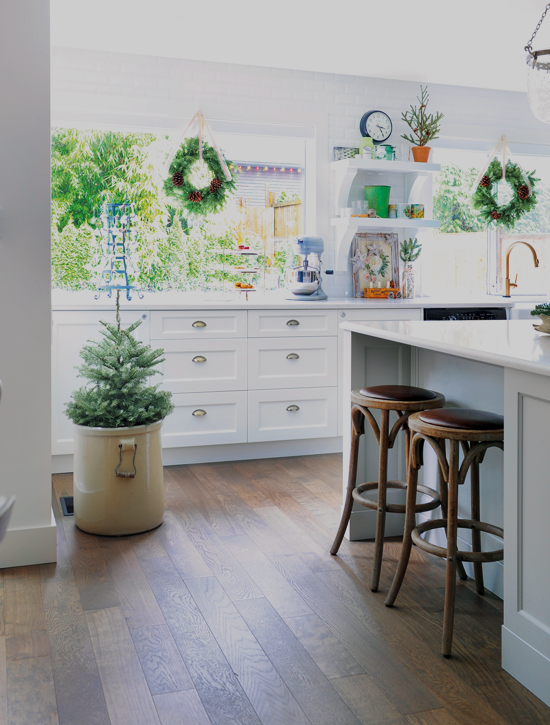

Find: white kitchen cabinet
<box><xmin>247</xmin><ymin>337</ymin><xmax>337</xmax><ymax>390</ymax></box>
<box><xmin>162</xmin><ymin>391</ymin><xmax>247</xmax><ymax>448</ymax></box>
<box><xmin>248</xmin><ymin>387</ymin><xmax>338</xmax><ymax>442</ymax></box>
<box><xmin>248</xmin><ymin>309</ymin><xmax>338</xmax><ymax>337</ymax></box>
<box><xmin>336</xmin><ymin>307</ymin><xmax>422</xmax><ymax>437</ymax></box>
<box><xmin>158</xmin><ymin>338</ymin><xmax>247</xmax><ymax>394</ymax></box>
<box><xmin>150</xmin><ymin>310</ymin><xmax>247</xmax><ymax>339</ymax></box>
<box><xmin>51</xmin><ymin>310</ymin><xmax>149</xmax><ymax>456</ymax></box>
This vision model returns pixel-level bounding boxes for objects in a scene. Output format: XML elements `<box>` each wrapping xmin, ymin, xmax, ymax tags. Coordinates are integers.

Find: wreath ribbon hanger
<box><xmin>163</xmin><ymin>109</ymin><xmax>232</xmax><ymax>182</ymax></box>
<box><xmin>470</xmin><ymin>134</ymin><xmax>533</xmax><ymax>196</ymax></box>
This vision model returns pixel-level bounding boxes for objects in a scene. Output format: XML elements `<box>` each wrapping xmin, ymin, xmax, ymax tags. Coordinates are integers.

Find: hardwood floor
<box><xmin>2</xmin><ymin>454</ymin><xmax>548</xmax><ymax>724</ymax></box>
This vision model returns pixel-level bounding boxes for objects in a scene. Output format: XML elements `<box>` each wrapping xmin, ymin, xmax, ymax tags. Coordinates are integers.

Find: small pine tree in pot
<box><xmin>66</xmin><ymin>295</ymin><xmax>174</xmax><ymax>536</ymax></box>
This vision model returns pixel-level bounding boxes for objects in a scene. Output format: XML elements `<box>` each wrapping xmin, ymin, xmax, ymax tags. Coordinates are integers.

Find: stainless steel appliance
<box><xmin>286</xmin><ymin>236</ymin><xmax>330</xmax><ymax>301</ymax></box>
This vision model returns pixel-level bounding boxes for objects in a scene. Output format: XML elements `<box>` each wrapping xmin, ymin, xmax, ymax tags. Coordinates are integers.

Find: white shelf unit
<box><xmin>331</xmin><ymin>157</ymin><xmax>441</xmax><ymax>271</ymax></box>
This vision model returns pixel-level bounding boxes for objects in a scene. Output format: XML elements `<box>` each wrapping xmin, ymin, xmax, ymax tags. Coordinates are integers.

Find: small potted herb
<box><xmin>401</xmin><ymin>85</ymin><xmax>444</xmax><ymax>163</ymax></box>
<box><xmin>400</xmin><ymin>238</ymin><xmax>422</xmax><ymax>299</ymax></box>
<box><xmin>531</xmin><ymin>303</ymin><xmax>550</xmax><ymax>334</ymax></box>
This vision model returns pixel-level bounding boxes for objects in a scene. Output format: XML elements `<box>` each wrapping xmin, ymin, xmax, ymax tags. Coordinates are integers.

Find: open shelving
<box><xmin>331</xmin><ymin>157</ymin><xmax>441</xmax><ymax>271</ymax></box>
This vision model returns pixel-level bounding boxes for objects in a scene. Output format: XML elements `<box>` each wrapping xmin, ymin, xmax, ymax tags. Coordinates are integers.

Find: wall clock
<box><xmin>359</xmin><ymin>110</ymin><xmax>392</xmax><ymax>144</ymax></box>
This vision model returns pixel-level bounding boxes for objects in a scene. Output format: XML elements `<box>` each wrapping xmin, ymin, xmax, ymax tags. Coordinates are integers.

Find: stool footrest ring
<box><xmin>352</xmin><ymin>480</ymin><xmax>441</xmax><ymax>515</ymax></box>
<box><xmin>411</xmin><ymin>518</ymin><xmax>504</xmax><ymax>563</ymax></box>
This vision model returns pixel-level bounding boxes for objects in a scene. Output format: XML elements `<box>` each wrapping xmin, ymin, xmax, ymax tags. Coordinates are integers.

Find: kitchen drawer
<box><xmin>248</xmin><ymin>337</ymin><xmax>337</xmax><ymax>390</ymax></box>
<box><xmin>159</xmin><ymin>339</ymin><xmax>247</xmax><ymax>394</ymax></box>
<box><xmin>162</xmin><ymin>391</ymin><xmax>247</xmax><ymax>448</ymax></box>
<box><xmin>248</xmin><ymin>387</ymin><xmax>338</xmax><ymax>442</ymax></box>
<box><xmin>150</xmin><ymin>310</ymin><xmax>247</xmax><ymax>339</ymax></box>
<box><xmin>248</xmin><ymin>309</ymin><xmax>338</xmax><ymax>337</ymax></box>
<box><xmin>337</xmin><ymin>308</ymin><xmax>422</xmax><ymax>323</ymax></box>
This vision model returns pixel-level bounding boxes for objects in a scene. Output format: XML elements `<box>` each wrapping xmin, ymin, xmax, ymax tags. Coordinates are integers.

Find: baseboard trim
<box><xmin>502</xmin><ymin>626</ymin><xmax>550</xmax><ymax>707</ymax></box>
<box><xmin>0</xmin><ymin>509</ymin><xmax>57</xmax><ymax>568</ymax></box>
<box><xmin>52</xmin><ymin>437</ymin><xmax>344</xmax><ymax>473</ymax></box>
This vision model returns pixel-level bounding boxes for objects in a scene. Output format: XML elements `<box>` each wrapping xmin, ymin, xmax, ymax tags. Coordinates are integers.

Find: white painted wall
<box><xmin>0</xmin><ymin>1</ymin><xmax>56</xmax><ymax>566</ymax></box>
<box><xmin>51</xmin><ymin>47</ymin><xmax>550</xmax><ymax>296</ymax></box>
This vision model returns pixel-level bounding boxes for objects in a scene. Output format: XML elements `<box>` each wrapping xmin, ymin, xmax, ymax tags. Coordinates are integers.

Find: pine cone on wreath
<box><xmin>188</xmin><ymin>190</ymin><xmax>203</xmax><ymax>203</ymax></box>
<box><xmin>480</xmin><ymin>175</ymin><xmax>491</xmax><ymax>188</ymax></box>
<box><xmin>491</xmin><ymin>210</ymin><xmax>501</xmax><ymax>221</ymax></box>
<box><xmin>210</xmin><ymin>178</ymin><xmax>222</xmax><ymax>193</ymax></box>
<box><xmin>518</xmin><ymin>185</ymin><xmax>529</xmax><ymax>200</ymax></box>
<box><xmin>172</xmin><ymin>171</ymin><xmax>183</xmax><ymax>187</ymax></box>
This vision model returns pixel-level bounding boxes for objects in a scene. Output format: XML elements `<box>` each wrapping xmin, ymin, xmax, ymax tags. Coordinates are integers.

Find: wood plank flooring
<box><xmin>1</xmin><ymin>454</ymin><xmax>548</xmax><ymax>724</ymax></box>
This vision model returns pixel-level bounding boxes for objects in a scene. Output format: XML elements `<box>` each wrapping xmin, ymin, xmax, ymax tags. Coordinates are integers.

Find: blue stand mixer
<box><xmin>285</xmin><ymin>237</ymin><xmax>330</xmax><ymax>301</ymax></box>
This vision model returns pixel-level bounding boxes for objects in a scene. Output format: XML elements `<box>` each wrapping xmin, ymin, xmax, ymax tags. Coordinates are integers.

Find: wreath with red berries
<box><xmin>164</xmin><ymin>136</ymin><xmax>236</xmax><ymax>216</ymax></box>
<box><xmin>472</xmin><ymin>158</ymin><xmax>538</xmax><ymax>229</ymax></box>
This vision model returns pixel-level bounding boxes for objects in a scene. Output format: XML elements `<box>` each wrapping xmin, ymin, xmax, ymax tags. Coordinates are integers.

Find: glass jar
<box><xmin>388</xmin><ymin>205</ymin><xmax>397</xmax><ymax>219</ymax></box>
<box><xmin>402</xmin><ymin>263</ymin><xmax>415</xmax><ymax>299</ymax></box>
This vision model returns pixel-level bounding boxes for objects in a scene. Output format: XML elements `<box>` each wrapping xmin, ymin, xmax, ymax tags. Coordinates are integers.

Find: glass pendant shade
<box><xmin>527</xmin><ymin>52</ymin><xmax>550</xmax><ymax>124</ymax></box>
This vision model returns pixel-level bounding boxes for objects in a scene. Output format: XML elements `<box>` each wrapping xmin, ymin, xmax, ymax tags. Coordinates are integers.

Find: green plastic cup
<box><xmin>364</xmin><ymin>185</ymin><xmax>391</xmax><ymax>218</ymax></box>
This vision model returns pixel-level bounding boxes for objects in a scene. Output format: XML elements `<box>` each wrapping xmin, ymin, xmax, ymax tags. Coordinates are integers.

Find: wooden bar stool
<box><xmin>331</xmin><ymin>385</ymin><xmax>445</xmax><ymax>592</ymax></box>
<box><xmin>385</xmin><ymin>408</ymin><xmax>504</xmax><ymax>657</ymax></box>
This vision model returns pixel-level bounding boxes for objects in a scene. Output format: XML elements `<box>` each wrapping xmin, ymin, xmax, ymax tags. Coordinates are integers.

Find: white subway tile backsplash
<box><xmin>52</xmin><ymin>45</ymin><xmax>548</xmax><ymax>291</ymax></box>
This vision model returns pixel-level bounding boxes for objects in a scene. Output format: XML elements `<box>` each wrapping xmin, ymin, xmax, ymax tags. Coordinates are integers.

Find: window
<box><xmin>51</xmin><ymin>126</ymin><xmax>312</xmax><ymax>294</ymax></box>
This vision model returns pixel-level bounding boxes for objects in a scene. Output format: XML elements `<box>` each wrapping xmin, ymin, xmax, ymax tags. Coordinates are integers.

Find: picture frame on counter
<box><xmin>351</xmin><ymin>232</ymin><xmax>400</xmax><ymax>298</ymax></box>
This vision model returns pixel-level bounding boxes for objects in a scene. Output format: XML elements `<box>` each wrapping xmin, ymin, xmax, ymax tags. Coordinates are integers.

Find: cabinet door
<box><xmin>248</xmin><ymin>309</ymin><xmax>338</xmax><ymax>337</ymax></box>
<box><xmin>159</xmin><ymin>339</ymin><xmax>247</xmax><ymax>394</ymax></box>
<box><xmin>150</xmin><ymin>310</ymin><xmax>247</xmax><ymax>339</ymax></box>
<box><xmin>162</xmin><ymin>391</ymin><xmax>247</xmax><ymax>448</ymax></box>
<box><xmin>248</xmin><ymin>387</ymin><xmax>338</xmax><ymax>442</ymax></box>
<box><xmin>52</xmin><ymin>310</ymin><xmax>150</xmax><ymax>456</ymax></box>
<box><xmin>248</xmin><ymin>337</ymin><xmax>337</xmax><ymax>390</ymax></box>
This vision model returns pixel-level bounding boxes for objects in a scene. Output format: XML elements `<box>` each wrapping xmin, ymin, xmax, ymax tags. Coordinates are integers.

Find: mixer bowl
<box><xmin>287</xmin><ymin>268</ymin><xmax>321</xmax><ymax>296</ymax></box>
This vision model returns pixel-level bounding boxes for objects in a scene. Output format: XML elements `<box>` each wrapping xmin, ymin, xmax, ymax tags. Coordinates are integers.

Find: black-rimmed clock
<box><xmin>359</xmin><ymin>110</ymin><xmax>392</xmax><ymax>144</ymax></box>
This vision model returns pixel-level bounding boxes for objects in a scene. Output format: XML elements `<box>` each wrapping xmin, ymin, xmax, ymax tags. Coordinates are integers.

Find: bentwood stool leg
<box><xmin>438</xmin><ymin>449</ymin><xmax>468</xmax><ymax>582</ymax></box>
<box><xmin>330</xmin><ymin>407</ymin><xmax>363</xmax><ymax>556</ymax></box>
<box><xmin>371</xmin><ymin>409</ymin><xmax>390</xmax><ymax>592</ymax></box>
<box><xmin>385</xmin><ymin>432</ymin><xmax>420</xmax><ymax>606</ymax></box>
<box><xmin>442</xmin><ymin>440</ymin><xmax>460</xmax><ymax>657</ymax></box>
<box><xmin>470</xmin><ymin>457</ymin><xmax>485</xmax><ymax>595</ymax></box>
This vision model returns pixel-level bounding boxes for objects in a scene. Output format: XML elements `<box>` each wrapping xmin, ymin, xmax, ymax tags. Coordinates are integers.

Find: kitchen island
<box><xmin>340</xmin><ymin>318</ymin><xmax>550</xmax><ymax>707</ymax></box>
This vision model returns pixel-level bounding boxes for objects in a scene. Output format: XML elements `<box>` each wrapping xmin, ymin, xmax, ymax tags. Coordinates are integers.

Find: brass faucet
<box><xmin>504</xmin><ymin>241</ymin><xmax>539</xmax><ymax>297</ymax></box>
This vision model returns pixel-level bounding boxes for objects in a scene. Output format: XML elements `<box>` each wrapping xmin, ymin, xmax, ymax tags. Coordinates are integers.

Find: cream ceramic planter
<box><xmin>73</xmin><ymin>420</ymin><xmax>164</xmax><ymax>536</ymax></box>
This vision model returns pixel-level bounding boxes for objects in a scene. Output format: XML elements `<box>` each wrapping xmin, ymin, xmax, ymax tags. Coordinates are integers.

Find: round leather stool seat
<box><xmin>419</xmin><ymin>407</ymin><xmax>503</xmax><ymax>431</ymax></box>
<box><xmin>359</xmin><ymin>384</ymin><xmax>438</xmax><ymax>403</ymax></box>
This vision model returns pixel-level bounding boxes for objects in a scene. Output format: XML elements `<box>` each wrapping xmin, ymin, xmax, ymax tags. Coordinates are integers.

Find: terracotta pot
<box><xmin>412</xmin><ymin>146</ymin><xmax>431</xmax><ymax>163</ymax></box>
<box><xmin>73</xmin><ymin>420</ymin><xmax>164</xmax><ymax>536</ymax></box>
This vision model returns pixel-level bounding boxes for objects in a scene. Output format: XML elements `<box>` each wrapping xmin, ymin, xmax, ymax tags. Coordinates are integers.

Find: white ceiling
<box><xmin>51</xmin><ymin>0</ymin><xmax>550</xmax><ymax>92</ymax></box>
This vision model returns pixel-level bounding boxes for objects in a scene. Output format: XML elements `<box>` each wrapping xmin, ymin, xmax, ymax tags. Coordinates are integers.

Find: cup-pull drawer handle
<box><xmin>286</xmin><ymin>319</ymin><xmax>300</xmax><ymax>326</ymax></box>
<box><xmin>192</xmin><ymin>356</ymin><xmax>207</xmax><ymax>363</ymax></box>
<box><xmin>286</xmin><ymin>405</ymin><xmax>300</xmax><ymax>412</ymax></box>
<box><xmin>192</xmin><ymin>409</ymin><xmax>207</xmax><ymax>416</ymax></box>
<box><xmin>192</xmin><ymin>320</ymin><xmax>207</xmax><ymax>328</ymax></box>
<box><xmin>286</xmin><ymin>353</ymin><xmax>300</xmax><ymax>360</ymax></box>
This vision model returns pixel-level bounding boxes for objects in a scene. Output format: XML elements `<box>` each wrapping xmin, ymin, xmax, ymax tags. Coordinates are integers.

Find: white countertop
<box><xmin>340</xmin><ymin>319</ymin><xmax>550</xmax><ymax>377</ymax></box>
<box><xmin>51</xmin><ymin>290</ymin><xmax>515</xmax><ymax>311</ymax></box>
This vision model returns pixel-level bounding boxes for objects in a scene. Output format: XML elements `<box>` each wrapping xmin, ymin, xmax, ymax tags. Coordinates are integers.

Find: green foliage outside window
<box><xmin>433</xmin><ymin>165</ymin><xmax>485</xmax><ymax>233</ymax></box>
<box><xmin>51</xmin><ymin>128</ymin><xmax>296</xmax><ymax>292</ymax></box>
<box><xmin>434</xmin><ymin>163</ymin><xmax>550</xmax><ymax>234</ymax></box>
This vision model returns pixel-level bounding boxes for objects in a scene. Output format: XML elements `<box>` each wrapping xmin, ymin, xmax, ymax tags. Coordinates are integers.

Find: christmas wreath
<box><xmin>472</xmin><ymin>158</ymin><xmax>538</xmax><ymax>229</ymax></box>
<box><xmin>164</xmin><ymin>136</ymin><xmax>236</xmax><ymax>216</ymax></box>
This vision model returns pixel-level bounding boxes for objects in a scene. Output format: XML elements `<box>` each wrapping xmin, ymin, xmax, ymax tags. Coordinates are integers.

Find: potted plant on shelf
<box><xmin>400</xmin><ymin>237</ymin><xmax>422</xmax><ymax>299</ymax></box>
<box><xmin>531</xmin><ymin>302</ymin><xmax>550</xmax><ymax>334</ymax></box>
<box><xmin>65</xmin><ymin>295</ymin><xmax>174</xmax><ymax>536</ymax></box>
<box><xmin>401</xmin><ymin>85</ymin><xmax>444</xmax><ymax>163</ymax></box>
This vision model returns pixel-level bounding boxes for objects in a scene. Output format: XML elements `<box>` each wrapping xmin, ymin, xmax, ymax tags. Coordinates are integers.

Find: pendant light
<box><xmin>526</xmin><ymin>3</ymin><xmax>550</xmax><ymax>124</ymax></box>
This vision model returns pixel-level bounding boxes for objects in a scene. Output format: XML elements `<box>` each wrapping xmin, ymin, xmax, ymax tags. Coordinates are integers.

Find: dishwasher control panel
<box><xmin>424</xmin><ymin>307</ymin><xmax>507</xmax><ymax>321</ymax></box>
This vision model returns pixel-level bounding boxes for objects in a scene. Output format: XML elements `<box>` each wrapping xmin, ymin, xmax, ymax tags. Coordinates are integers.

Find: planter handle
<box><xmin>115</xmin><ymin>438</ymin><xmax>137</xmax><ymax>479</ymax></box>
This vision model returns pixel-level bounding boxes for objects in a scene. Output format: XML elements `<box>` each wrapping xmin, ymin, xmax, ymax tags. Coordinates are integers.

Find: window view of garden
<box><xmin>51</xmin><ymin>128</ymin><xmax>305</xmax><ymax>294</ymax></box>
<box><xmin>427</xmin><ymin>149</ymin><xmax>550</xmax><ymax>297</ymax></box>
